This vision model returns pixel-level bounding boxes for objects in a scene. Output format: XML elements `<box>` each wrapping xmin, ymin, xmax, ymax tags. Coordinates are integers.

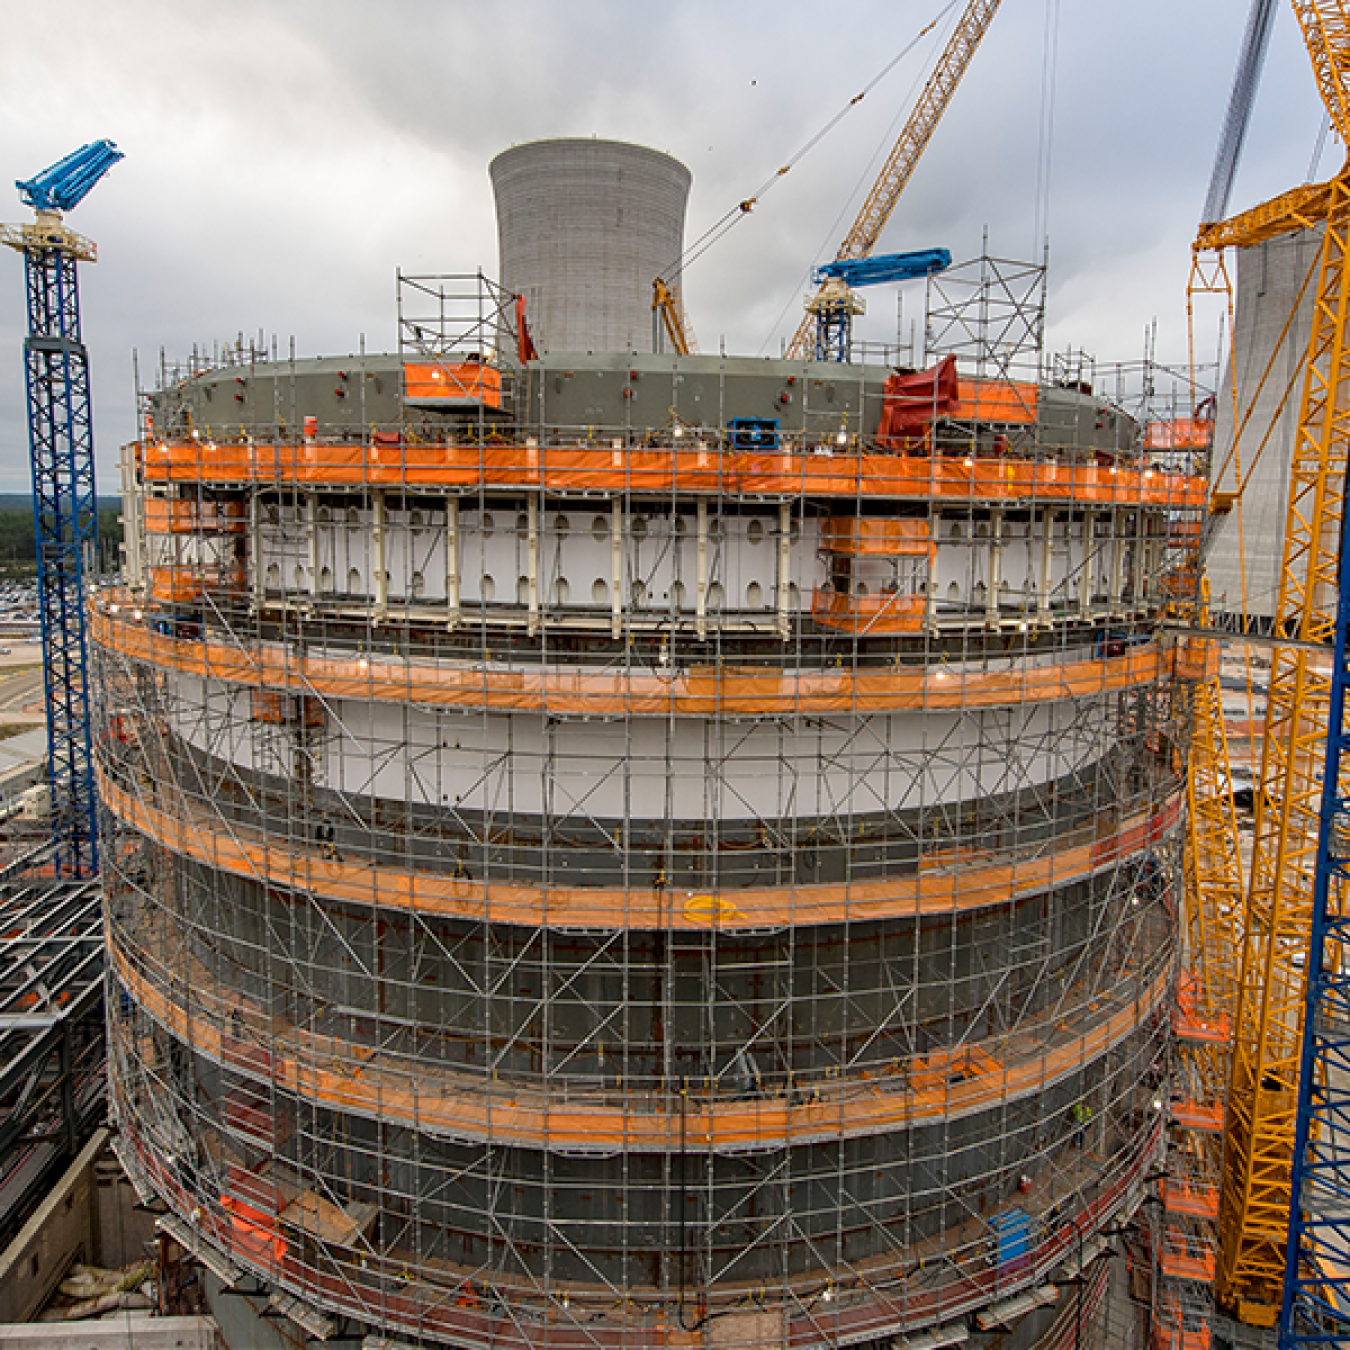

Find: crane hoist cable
<box><xmin>650</xmin><ymin>0</ymin><xmax>961</xmax><ymax>355</ymax></box>
<box><xmin>783</xmin><ymin>0</ymin><xmax>1003</xmax><ymax>360</ymax></box>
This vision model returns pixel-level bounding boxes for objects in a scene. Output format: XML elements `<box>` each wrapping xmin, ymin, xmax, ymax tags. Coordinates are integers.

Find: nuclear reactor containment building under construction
<box><xmin>98</xmin><ymin>139</ymin><xmax>1206</xmax><ymax>1348</ymax></box>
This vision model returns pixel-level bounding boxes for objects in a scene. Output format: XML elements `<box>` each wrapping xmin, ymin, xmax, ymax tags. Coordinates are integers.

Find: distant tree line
<box><xmin>0</xmin><ymin>499</ymin><xmax>123</xmax><ymax>578</ymax></box>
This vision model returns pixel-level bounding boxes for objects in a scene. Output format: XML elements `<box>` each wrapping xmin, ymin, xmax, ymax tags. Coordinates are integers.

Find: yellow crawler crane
<box><xmin>1206</xmin><ymin>0</ymin><xmax>1350</xmax><ymax>1326</ymax></box>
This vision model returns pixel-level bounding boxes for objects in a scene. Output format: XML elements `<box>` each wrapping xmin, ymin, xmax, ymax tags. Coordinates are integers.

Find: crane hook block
<box><xmin>16</xmin><ymin>140</ymin><xmax>124</xmax><ymax>214</ymax></box>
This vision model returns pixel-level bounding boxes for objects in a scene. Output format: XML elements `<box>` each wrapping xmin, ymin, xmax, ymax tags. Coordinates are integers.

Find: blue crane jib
<box><xmin>812</xmin><ymin>248</ymin><xmax>951</xmax><ymax>289</ymax></box>
<box><xmin>16</xmin><ymin>140</ymin><xmax>123</xmax><ymax>214</ymax></box>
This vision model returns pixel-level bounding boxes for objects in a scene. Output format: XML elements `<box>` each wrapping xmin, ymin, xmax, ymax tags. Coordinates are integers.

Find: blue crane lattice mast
<box><xmin>2</xmin><ymin>140</ymin><xmax>122</xmax><ymax>878</ymax></box>
<box><xmin>1280</xmin><ymin>475</ymin><xmax>1350</xmax><ymax>1344</ymax></box>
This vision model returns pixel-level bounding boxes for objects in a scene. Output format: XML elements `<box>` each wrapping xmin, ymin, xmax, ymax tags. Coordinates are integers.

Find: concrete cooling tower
<box><xmin>1206</xmin><ymin>226</ymin><xmax>1321</xmax><ymax>627</ymax></box>
<box><xmin>490</xmin><ymin>138</ymin><xmax>691</xmax><ymax>354</ymax></box>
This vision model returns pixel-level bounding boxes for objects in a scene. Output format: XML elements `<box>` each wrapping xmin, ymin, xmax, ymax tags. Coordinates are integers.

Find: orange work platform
<box><xmin>1171</xmin><ymin>1100</ymin><xmax>1225</xmax><ymax>1132</ymax></box>
<box><xmin>111</xmin><ymin>940</ymin><xmax>1171</xmax><ymax>1151</ymax></box>
<box><xmin>1160</xmin><ymin>1248</ymin><xmax>1217</xmax><ymax>1284</ymax></box>
<box><xmin>1161</xmin><ymin>1180</ymin><xmax>1220</xmax><ymax>1220</ymax></box>
<box><xmin>97</xmin><ymin>769</ymin><xmax>1181</xmax><ymax>933</ymax></box>
<box><xmin>91</xmin><ymin>605</ymin><xmax>1183</xmax><ymax>717</ymax></box>
<box><xmin>1173</xmin><ymin>970</ymin><xmax>1231</xmax><ymax>1044</ymax></box>
<box><xmin>137</xmin><ymin>437</ymin><xmax>1208</xmax><ymax>508</ymax></box>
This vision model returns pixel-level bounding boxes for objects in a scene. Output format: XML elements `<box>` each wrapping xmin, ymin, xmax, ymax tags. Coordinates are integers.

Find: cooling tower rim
<box><xmin>489</xmin><ymin>136</ymin><xmax>692</xmax><ymax>189</ymax></box>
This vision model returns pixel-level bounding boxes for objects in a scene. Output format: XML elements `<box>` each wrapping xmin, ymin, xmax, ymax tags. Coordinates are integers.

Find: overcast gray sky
<box><xmin>0</xmin><ymin>0</ymin><xmax>1331</xmax><ymax>494</ymax></box>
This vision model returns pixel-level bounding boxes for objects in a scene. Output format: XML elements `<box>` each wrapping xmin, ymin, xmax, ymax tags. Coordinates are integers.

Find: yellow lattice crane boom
<box><xmin>784</xmin><ymin>0</ymin><xmax>1002</xmax><ymax>359</ymax></box>
<box><xmin>651</xmin><ymin>276</ymin><xmax>697</xmax><ymax>357</ymax></box>
<box><xmin>1210</xmin><ymin>0</ymin><xmax>1350</xmax><ymax>1325</ymax></box>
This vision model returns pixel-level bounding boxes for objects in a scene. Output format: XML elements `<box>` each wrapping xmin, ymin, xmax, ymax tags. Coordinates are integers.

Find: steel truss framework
<box><xmin>1281</xmin><ymin>182</ymin><xmax>1350</xmax><ymax>1346</ymax></box>
<box><xmin>0</xmin><ymin>863</ymin><xmax>105</xmax><ymax>1250</ymax></box>
<box><xmin>19</xmin><ymin>244</ymin><xmax>99</xmax><ymax>878</ymax></box>
<box><xmin>924</xmin><ymin>253</ymin><xmax>1048</xmax><ymax>383</ymax></box>
<box><xmin>97</xmin><ymin>302</ymin><xmax>1211</xmax><ymax>1345</ymax></box>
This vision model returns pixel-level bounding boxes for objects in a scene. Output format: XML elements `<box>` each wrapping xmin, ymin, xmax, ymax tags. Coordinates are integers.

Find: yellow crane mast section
<box><xmin>1185</xmin><ymin>643</ymin><xmax>1244</xmax><ymax>1030</ymax></box>
<box><xmin>651</xmin><ymin>276</ymin><xmax>696</xmax><ymax>357</ymax></box>
<box><xmin>785</xmin><ymin>0</ymin><xmax>1002</xmax><ymax>359</ymax></box>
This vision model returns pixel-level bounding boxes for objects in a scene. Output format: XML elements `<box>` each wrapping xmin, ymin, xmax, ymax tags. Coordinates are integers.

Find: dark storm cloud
<box><xmin>0</xmin><ymin>0</ymin><xmax>1332</xmax><ymax>491</ymax></box>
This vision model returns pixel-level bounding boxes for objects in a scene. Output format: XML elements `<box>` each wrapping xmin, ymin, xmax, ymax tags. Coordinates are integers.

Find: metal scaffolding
<box><xmin>97</xmin><ymin>280</ymin><xmax>1210</xmax><ymax>1348</ymax></box>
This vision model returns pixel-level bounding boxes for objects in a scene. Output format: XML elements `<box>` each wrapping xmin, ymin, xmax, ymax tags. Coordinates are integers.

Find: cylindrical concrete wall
<box><xmin>490</xmin><ymin>138</ymin><xmax>691</xmax><ymax>354</ymax></box>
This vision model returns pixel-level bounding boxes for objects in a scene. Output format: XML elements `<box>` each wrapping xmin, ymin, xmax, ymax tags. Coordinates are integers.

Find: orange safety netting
<box><xmin>98</xmin><ymin>769</ymin><xmax>1181</xmax><ymax>933</ymax></box>
<box><xmin>111</xmin><ymin>940</ymin><xmax>1170</xmax><ymax>1150</ymax></box>
<box><xmin>91</xmin><ymin>605</ymin><xmax>1183</xmax><ymax>716</ymax></box>
<box><xmin>138</xmin><ymin>439</ymin><xmax>1207</xmax><ymax>507</ymax></box>
<box><xmin>819</xmin><ymin>517</ymin><xmax>934</xmax><ymax>555</ymax></box>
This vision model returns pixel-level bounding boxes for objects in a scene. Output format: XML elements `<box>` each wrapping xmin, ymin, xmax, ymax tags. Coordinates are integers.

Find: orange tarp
<box><xmin>147</xmin><ymin>566</ymin><xmax>245</xmax><ymax>604</ymax></box>
<box><xmin>144</xmin><ymin>497</ymin><xmax>245</xmax><ymax>533</ymax></box>
<box><xmin>111</xmin><ymin>939</ymin><xmax>1170</xmax><ymax>1150</ymax></box>
<box><xmin>97</xmin><ymin>769</ymin><xmax>1181</xmax><ymax>933</ymax></box>
<box><xmin>91</xmin><ymin>605</ymin><xmax>1184</xmax><ymax>717</ymax></box>
<box><xmin>820</xmin><ymin>517</ymin><xmax>933</xmax><ymax>555</ymax></box>
<box><xmin>810</xmin><ymin>589</ymin><xmax>926</xmax><ymax>633</ymax></box>
<box><xmin>403</xmin><ymin>360</ymin><xmax>503</xmax><ymax>408</ymax></box>
<box><xmin>953</xmin><ymin>378</ymin><xmax>1038</xmax><ymax>425</ymax></box>
<box><xmin>137</xmin><ymin>438</ymin><xmax>1207</xmax><ymax>509</ymax></box>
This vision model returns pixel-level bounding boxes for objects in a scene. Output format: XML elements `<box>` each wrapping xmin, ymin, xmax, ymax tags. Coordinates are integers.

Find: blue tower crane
<box><xmin>807</xmin><ymin>248</ymin><xmax>950</xmax><ymax>362</ymax></box>
<box><xmin>1</xmin><ymin>140</ymin><xmax>122</xmax><ymax>878</ymax></box>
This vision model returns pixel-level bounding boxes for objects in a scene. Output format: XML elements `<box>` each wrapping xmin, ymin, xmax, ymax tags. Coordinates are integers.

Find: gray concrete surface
<box><xmin>491</xmin><ymin>138</ymin><xmax>691</xmax><ymax>354</ymax></box>
<box><xmin>1207</xmin><ymin>226</ymin><xmax>1322</xmax><ymax>624</ymax></box>
<box><xmin>0</xmin><ymin>1317</ymin><xmax>218</xmax><ymax>1348</ymax></box>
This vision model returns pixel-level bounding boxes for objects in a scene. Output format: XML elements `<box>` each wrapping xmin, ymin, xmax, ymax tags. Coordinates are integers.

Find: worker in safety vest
<box><xmin>1070</xmin><ymin>1100</ymin><xmax>1092</xmax><ymax>1149</ymax></box>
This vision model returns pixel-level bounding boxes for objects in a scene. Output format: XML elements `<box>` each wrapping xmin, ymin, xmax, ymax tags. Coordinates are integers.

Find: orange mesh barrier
<box><xmin>91</xmin><ymin>605</ymin><xmax>1179</xmax><ymax>717</ymax></box>
<box><xmin>98</xmin><ymin>770</ymin><xmax>1180</xmax><ymax>933</ymax></box>
<box><xmin>810</xmin><ymin>589</ymin><xmax>926</xmax><ymax>633</ymax></box>
<box><xmin>820</xmin><ymin>518</ymin><xmax>933</xmax><ymax>555</ymax></box>
<box><xmin>403</xmin><ymin>360</ymin><xmax>503</xmax><ymax>408</ymax></box>
<box><xmin>953</xmin><ymin>378</ymin><xmax>1038</xmax><ymax>425</ymax></box>
<box><xmin>111</xmin><ymin>939</ymin><xmax>1169</xmax><ymax>1150</ymax></box>
<box><xmin>137</xmin><ymin>438</ymin><xmax>1207</xmax><ymax>508</ymax></box>
<box><xmin>146</xmin><ymin>566</ymin><xmax>245</xmax><ymax>604</ymax></box>
<box><xmin>144</xmin><ymin>498</ymin><xmax>246</xmax><ymax>533</ymax></box>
